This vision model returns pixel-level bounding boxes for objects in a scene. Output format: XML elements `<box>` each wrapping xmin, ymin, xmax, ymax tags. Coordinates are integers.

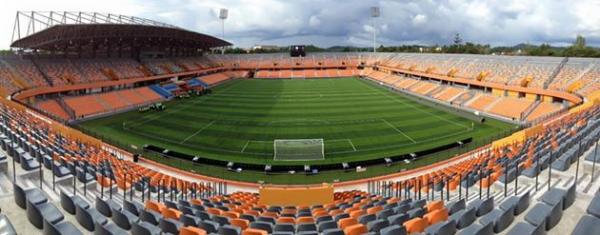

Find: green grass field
<box><xmin>79</xmin><ymin>78</ymin><xmax>515</xmax><ymax>184</ymax></box>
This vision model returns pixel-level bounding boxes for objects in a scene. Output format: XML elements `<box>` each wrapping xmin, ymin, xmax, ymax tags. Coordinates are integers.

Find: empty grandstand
<box><xmin>0</xmin><ymin>5</ymin><xmax>598</xmax><ymax>235</ymax></box>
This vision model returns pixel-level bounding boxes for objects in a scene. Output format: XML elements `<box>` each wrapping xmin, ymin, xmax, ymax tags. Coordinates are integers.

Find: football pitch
<box><xmin>80</xmin><ymin>77</ymin><xmax>514</xmax><ymax>173</ymax></box>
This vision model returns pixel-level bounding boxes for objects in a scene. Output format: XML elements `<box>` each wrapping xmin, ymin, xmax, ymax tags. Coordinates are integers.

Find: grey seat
<box><xmin>296</xmin><ymin>231</ymin><xmax>318</xmax><ymax>235</ymax></box>
<box><xmin>524</xmin><ymin>202</ymin><xmax>562</xmax><ymax>231</ymax></box>
<box><xmin>112</xmin><ymin>207</ymin><xmax>139</xmax><ymax>230</ymax></box>
<box><xmin>479</xmin><ymin>208</ymin><xmax>514</xmax><ymax>233</ymax></box>
<box><xmin>358</xmin><ymin>214</ymin><xmax>376</xmax><ymax>224</ymax></box>
<box><xmin>407</xmin><ymin>207</ymin><xmax>425</xmax><ymax>219</ymax></box>
<box><xmin>551</xmin><ymin>158</ymin><xmax>570</xmax><ymax>171</ymax></box>
<box><xmin>587</xmin><ymin>193</ymin><xmax>600</xmax><ymax>218</ymax></box>
<box><xmin>14</xmin><ymin>184</ymin><xmax>47</xmax><ymax>209</ymax></box>
<box><xmin>27</xmin><ymin>201</ymin><xmax>64</xmax><ymax>229</ymax></box>
<box><xmin>195</xmin><ymin>211</ymin><xmax>211</xmax><ymax>220</ymax></box>
<box><xmin>541</xmin><ymin>184</ymin><xmax>576</xmax><ymax>210</ymax></box>
<box><xmin>95</xmin><ymin>221</ymin><xmax>129</xmax><ymax>235</ymax></box>
<box><xmin>218</xmin><ymin>224</ymin><xmax>242</xmax><ymax>235</ymax></box>
<box><xmin>159</xmin><ymin>218</ymin><xmax>182</xmax><ymax>234</ymax></box>
<box><xmin>20</xmin><ymin>153</ymin><xmax>40</xmax><ymax>171</ymax></box>
<box><xmin>198</xmin><ymin>220</ymin><xmax>220</xmax><ymax>233</ymax></box>
<box><xmin>53</xmin><ymin>162</ymin><xmax>71</xmax><ymax>177</ymax></box>
<box><xmin>76</xmin><ymin>202</ymin><xmax>108</xmax><ymax>231</ymax></box>
<box><xmin>123</xmin><ymin>200</ymin><xmax>143</xmax><ymax>217</ymax></box>
<box><xmin>272</xmin><ymin>232</ymin><xmax>293</xmax><ymax>235</ymax></box>
<box><xmin>411</xmin><ymin>199</ymin><xmax>426</xmax><ymax>208</ymax></box>
<box><xmin>212</xmin><ymin>215</ymin><xmax>230</xmax><ymax>226</ymax></box>
<box><xmin>76</xmin><ymin>168</ymin><xmax>95</xmax><ymax>183</ymax></box>
<box><xmin>333</xmin><ymin>213</ymin><xmax>349</xmax><ymax>221</ymax></box>
<box><xmin>140</xmin><ymin>210</ymin><xmax>162</xmax><ymax>225</ymax></box>
<box><xmin>322</xmin><ymin>228</ymin><xmax>345</xmax><ymax>235</ymax></box>
<box><xmin>131</xmin><ymin>221</ymin><xmax>161</xmax><ymax>235</ymax></box>
<box><xmin>394</xmin><ymin>204</ymin><xmax>411</xmax><ymax>214</ymax></box>
<box><xmin>572</xmin><ymin>215</ymin><xmax>600</xmax><ymax>235</ymax></box>
<box><xmin>43</xmin><ymin>218</ymin><xmax>83</xmax><ymax>235</ymax></box>
<box><xmin>449</xmin><ymin>207</ymin><xmax>476</xmax><ymax>229</ymax></box>
<box><xmin>425</xmin><ymin>219</ymin><xmax>456</xmax><ymax>235</ymax></box>
<box><xmin>447</xmin><ymin>199</ymin><xmax>466</xmax><ymax>215</ymax></box>
<box><xmin>367</xmin><ymin>219</ymin><xmax>389</xmax><ymax>233</ymax></box>
<box><xmin>318</xmin><ymin>220</ymin><xmax>338</xmax><ymax>232</ymax></box>
<box><xmin>257</xmin><ymin>216</ymin><xmax>276</xmax><ymax>225</ymax></box>
<box><xmin>376</xmin><ymin>209</ymin><xmax>393</xmax><ymax>219</ymax></box>
<box><xmin>380</xmin><ymin>225</ymin><xmax>406</xmax><ymax>235</ymax></box>
<box><xmin>274</xmin><ymin>223</ymin><xmax>295</xmax><ymax>233</ymax></box>
<box><xmin>506</xmin><ymin>222</ymin><xmax>544</xmax><ymax>235</ymax></box>
<box><xmin>180</xmin><ymin>214</ymin><xmax>201</xmax><ymax>227</ymax></box>
<box><xmin>468</xmin><ymin>197</ymin><xmax>494</xmax><ymax>217</ymax></box>
<box><xmin>96</xmin><ymin>197</ymin><xmax>121</xmax><ymax>218</ymax></box>
<box><xmin>0</xmin><ymin>214</ymin><xmax>16</xmax><ymax>235</ymax></box>
<box><xmin>457</xmin><ymin>221</ymin><xmax>494</xmax><ymax>235</ymax></box>
<box><xmin>316</xmin><ymin>215</ymin><xmax>333</xmax><ymax>224</ymax></box>
<box><xmin>60</xmin><ymin>191</ymin><xmax>89</xmax><ymax>215</ymax></box>
<box><xmin>387</xmin><ymin>213</ymin><xmax>409</xmax><ymax>226</ymax></box>
<box><xmin>250</xmin><ymin>221</ymin><xmax>273</xmax><ymax>233</ymax></box>
<box><xmin>500</xmin><ymin>191</ymin><xmax>530</xmax><ymax>215</ymax></box>
<box><xmin>296</xmin><ymin>223</ymin><xmax>317</xmax><ymax>233</ymax></box>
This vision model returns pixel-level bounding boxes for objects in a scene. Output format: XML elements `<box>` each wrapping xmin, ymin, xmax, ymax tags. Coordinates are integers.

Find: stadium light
<box><xmin>370</xmin><ymin>6</ymin><xmax>380</xmax><ymax>53</ymax></box>
<box><xmin>219</xmin><ymin>8</ymin><xmax>228</xmax><ymax>54</ymax></box>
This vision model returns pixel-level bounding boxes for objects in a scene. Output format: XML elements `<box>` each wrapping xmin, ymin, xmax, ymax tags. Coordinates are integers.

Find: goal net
<box><xmin>273</xmin><ymin>139</ymin><xmax>325</xmax><ymax>161</ymax></box>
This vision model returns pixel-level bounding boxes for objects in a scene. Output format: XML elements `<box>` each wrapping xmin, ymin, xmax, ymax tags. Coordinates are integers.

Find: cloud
<box><xmin>1</xmin><ymin>0</ymin><xmax>600</xmax><ymax>49</ymax></box>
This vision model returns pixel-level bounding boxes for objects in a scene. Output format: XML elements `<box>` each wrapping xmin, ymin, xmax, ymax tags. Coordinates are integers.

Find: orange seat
<box><xmin>349</xmin><ymin>210</ymin><xmax>365</xmax><ymax>219</ymax></box>
<box><xmin>277</xmin><ymin>217</ymin><xmax>295</xmax><ymax>224</ymax></box>
<box><xmin>179</xmin><ymin>226</ymin><xmax>207</xmax><ymax>235</ymax></box>
<box><xmin>296</xmin><ymin>216</ymin><xmax>314</xmax><ymax>224</ymax></box>
<box><xmin>424</xmin><ymin>208</ymin><xmax>448</xmax><ymax>225</ymax></box>
<box><xmin>403</xmin><ymin>217</ymin><xmax>429</xmax><ymax>233</ymax></box>
<box><xmin>206</xmin><ymin>208</ymin><xmax>222</xmax><ymax>216</ymax></box>
<box><xmin>222</xmin><ymin>211</ymin><xmax>240</xmax><ymax>219</ymax></box>
<box><xmin>242</xmin><ymin>228</ymin><xmax>268</xmax><ymax>235</ymax></box>
<box><xmin>338</xmin><ymin>217</ymin><xmax>358</xmax><ymax>230</ymax></box>
<box><xmin>426</xmin><ymin>200</ymin><xmax>444</xmax><ymax>212</ymax></box>
<box><xmin>366</xmin><ymin>206</ymin><xmax>383</xmax><ymax>215</ymax></box>
<box><xmin>190</xmin><ymin>199</ymin><xmax>203</xmax><ymax>206</ymax></box>
<box><xmin>230</xmin><ymin>218</ymin><xmax>249</xmax><ymax>230</ymax></box>
<box><xmin>145</xmin><ymin>201</ymin><xmax>166</xmax><ymax>213</ymax></box>
<box><xmin>344</xmin><ymin>224</ymin><xmax>368</xmax><ymax>235</ymax></box>
<box><xmin>162</xmin><ymin>208</ymin><xmax>183</xmax><ymax>220</ymax></box>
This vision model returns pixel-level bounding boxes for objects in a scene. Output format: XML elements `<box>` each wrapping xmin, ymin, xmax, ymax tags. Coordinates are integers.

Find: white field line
<box><xmin>240</xmin><ymin>141</ymin><xmax>250</xmax><ymax>153</ymax></box>
<box><xmin>179</xmin><ymin>120</ymin><xmax>216</xmax><ymax>144</ymax></box>
<box><xmin>124</xmin><ymin>81</ymin><xmax>242</xmax><ymax>129</ymax></box>
<box><xmin>381</xmin><ymin>118</ymin><xmax>417</xmax><ymax>143</ymax></box>
<box><xmin>359</xmin><ymin>79</ymin><xmax>470</xmax><ymax>129</ymax></box>
<box><xmin>347</xmin><ymin>139</ymin><xmax>358</xmax><ymax>151</ymax></box>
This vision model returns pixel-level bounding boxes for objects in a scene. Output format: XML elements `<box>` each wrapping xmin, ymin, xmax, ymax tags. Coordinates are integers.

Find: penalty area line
<box><xmin>381</xmin><ymin>118</ymin><xmax>417</xmax><ymax>143</ymax></box>
<box><xmin>179</xmin><ymin>120</ymin><xmax>216</xmax><ymax>144</ymax></box>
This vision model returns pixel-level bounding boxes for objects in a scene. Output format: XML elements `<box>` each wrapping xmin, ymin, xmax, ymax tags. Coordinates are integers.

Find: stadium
<box><xmin>0</xmin><ymin>2</ymin><xmax>598</xmax><ymax>235</ymax></box>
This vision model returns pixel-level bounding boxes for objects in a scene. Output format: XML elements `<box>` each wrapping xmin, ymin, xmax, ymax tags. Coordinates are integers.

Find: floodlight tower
<box><xmin>370</xmin><ymin>6</ymin><xmax>380</xmax><ymax>53</ymax></box>
<box><xmin>219</xmin><ymin>8</ymin><xmax>228</xmax><ymax>54</ymax></box>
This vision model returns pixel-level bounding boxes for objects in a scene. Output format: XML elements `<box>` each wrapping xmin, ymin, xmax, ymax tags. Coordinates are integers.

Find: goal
<box><xmin>273</xmin><ymin>139</ymin><xmax>325</xmax><ymax>161</ymax></box>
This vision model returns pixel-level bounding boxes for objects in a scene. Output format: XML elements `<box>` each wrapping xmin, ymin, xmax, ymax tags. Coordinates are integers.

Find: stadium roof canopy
<box><xmin>10</xmin><ymin>11</ymin><xmax>231</xmax><ymax>55</ymax></box>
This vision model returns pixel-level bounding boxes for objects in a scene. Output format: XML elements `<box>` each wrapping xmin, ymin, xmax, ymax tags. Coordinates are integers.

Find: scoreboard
<box><xmin>290</xmin><ymin>45</ymin><xmax>306</xmax><ymax>57</ymax></box>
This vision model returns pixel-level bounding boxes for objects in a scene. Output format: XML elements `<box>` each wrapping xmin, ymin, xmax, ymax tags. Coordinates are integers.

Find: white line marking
<box><xmin>240</xmin><ymin>141</ymin><xmax>250</xmax><ymax>153</ymax></box>
<box><xmin>381</xmin><ymin>118</ymin><xmax>417</xmax><ymax>143</ymax></box>
<box><xmin>347</xmin><ymin>139</ymin><xmax>357</xmax><ymax>151</ymax></box>
<box><xmin>359</xmin><ymin>79</ymin><xmax>470</xmax><ymax>129</ymax></box>
<box><xmin>179</xmin><ymin>120</ymin><xmax>216</xmax><ymax>144</ymax></box>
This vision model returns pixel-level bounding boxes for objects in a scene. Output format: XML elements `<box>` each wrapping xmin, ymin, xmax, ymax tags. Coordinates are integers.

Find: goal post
<box><xmin>273</xmin><ymin>139</ymin><xmax>325</xmax><ymax>161</ymax></box>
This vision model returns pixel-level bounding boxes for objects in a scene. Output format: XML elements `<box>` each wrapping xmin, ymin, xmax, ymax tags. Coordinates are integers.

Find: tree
<box><xmin>453</xmin><ymin>33</ymin><xmax>463</xmax><ymax>45</ymax></box>
<box><xmin>575</xmin><ymin>34</ymin><xmax>586</xmax><ymax>48</ymax></box>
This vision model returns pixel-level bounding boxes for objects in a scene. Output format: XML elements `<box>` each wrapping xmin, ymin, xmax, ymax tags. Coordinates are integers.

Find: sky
<box><xmin>2</xmin><ymin>0</ymin><xmax>600</xmax><ymax>49</ymax></box>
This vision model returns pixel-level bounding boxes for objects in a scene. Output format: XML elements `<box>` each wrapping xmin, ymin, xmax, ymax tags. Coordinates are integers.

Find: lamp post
<box><xmin>219</xmin><ymin>8</ymin><xmax>228</xmax><ymax>54</ymax></box>
<box><xmin>370</xmin><ymin>7</ymin><xmax>380</xmax><ymax>53</ymax></box>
